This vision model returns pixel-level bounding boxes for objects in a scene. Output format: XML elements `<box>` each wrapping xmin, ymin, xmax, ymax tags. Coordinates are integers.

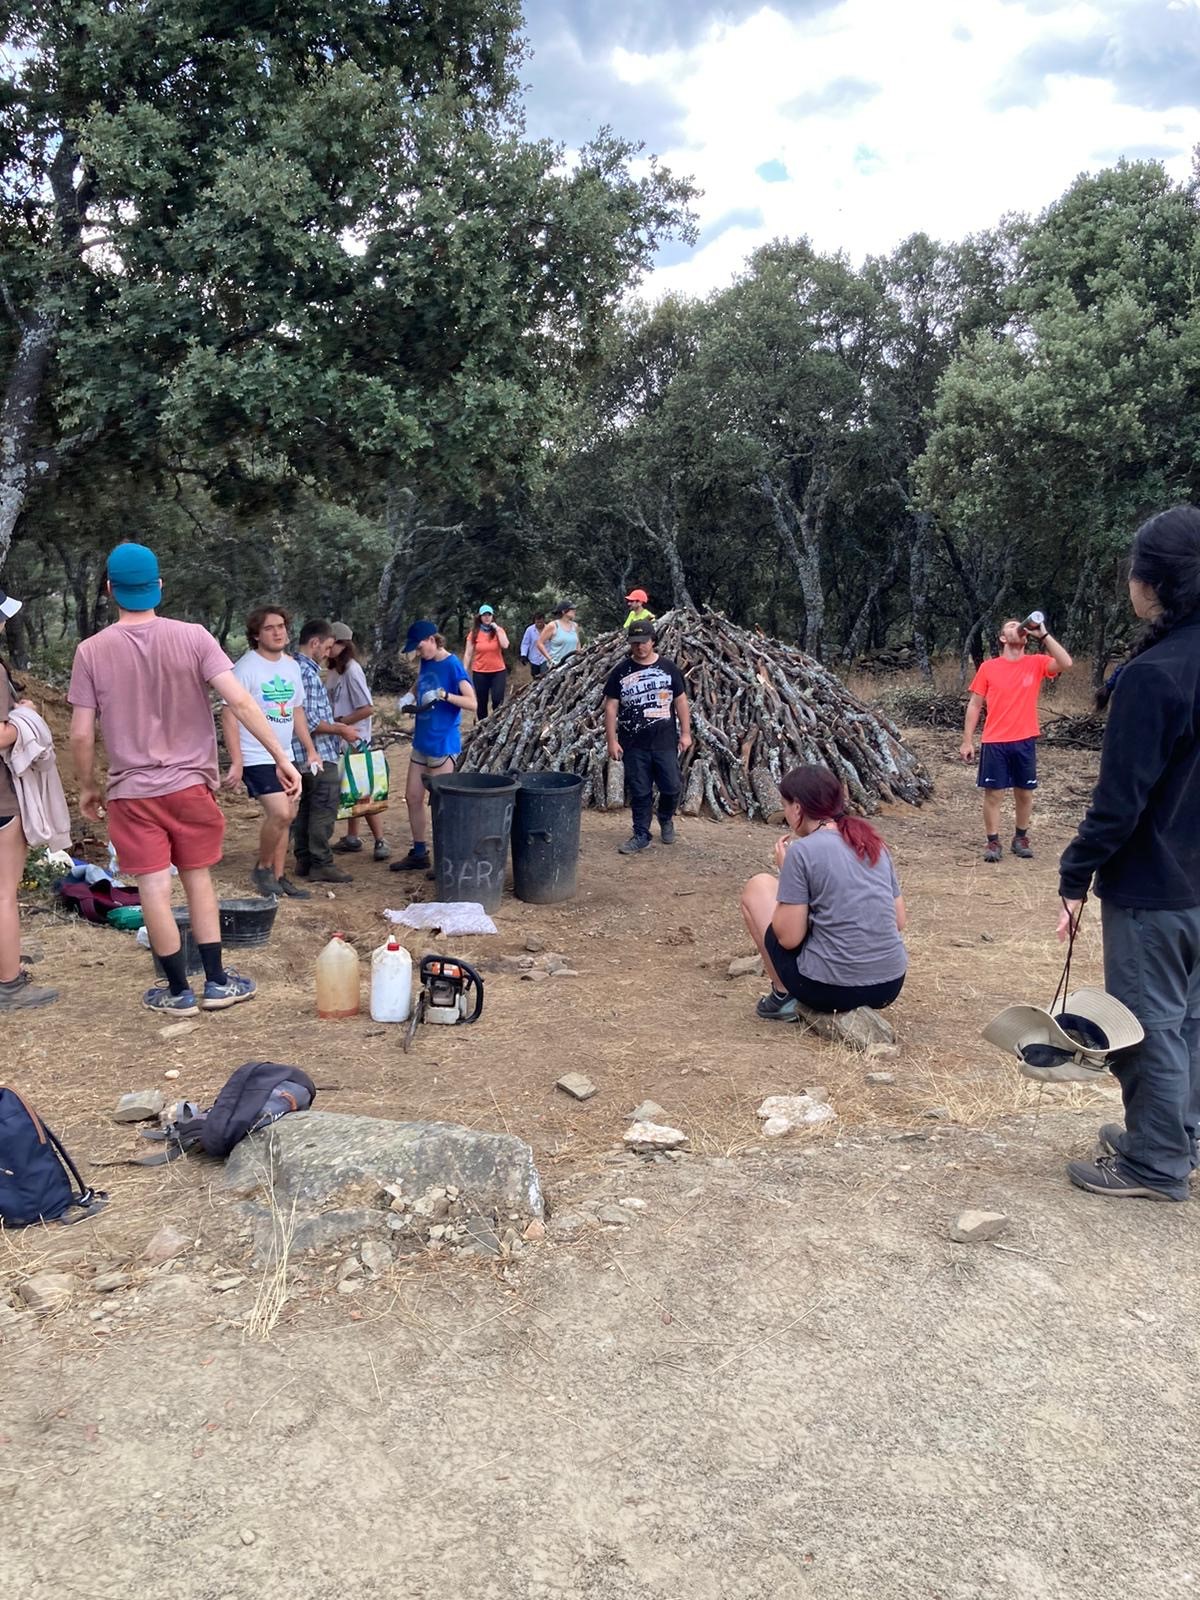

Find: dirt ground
<box><xmin>8</xmin><ymin>676</ymin><xmax>1195</xmax><ymax>1596</ymax></box>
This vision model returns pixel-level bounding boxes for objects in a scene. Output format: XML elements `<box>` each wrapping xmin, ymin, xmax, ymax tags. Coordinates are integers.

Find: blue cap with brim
<box><xmin>404</xmin><ymin>619</ymin><xmax>438</xmax><ymax>652</ymax></box>
<box><xmin>107</xmin><ymin>543</ymin><xmax>161</xmax><ymax>610</ymax></box>
<box><xmin>478</xmin><ymin>604</ymin><xmax>494</xmax><ymax>615</ymax></box>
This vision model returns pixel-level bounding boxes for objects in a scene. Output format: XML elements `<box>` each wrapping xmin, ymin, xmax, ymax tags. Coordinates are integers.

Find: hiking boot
<box><xmin>373</xmin><ymin>838</ymin><xmax>391</xmax><ymax>862</ymax></box>
<box><xmin>756</xmin><ymin>988</ymin><xmax>800</xmax><ymax>1022</ymax></box>
<box><xmin>276</xmin><ymin>876</ymin><xmax>311</xmax><ymax>899</ymax></box>
<box><xmin>0</xmin><ymin>970</ymin><xmax>60</xmax><ymax>1011</ymax></box>
<box><xmin>1066</xmin><ymin>1154</ymin><xmax>1186</xmax><ymax>1201</ymax></box>
<box><xmin>293</xmin><ymin>862</ymin><xmax>311</xmax><ymax>878</ymax></box>
<box><xmin>201</xmin><ymin>970</ymin><xmax>256</xmax><ymax>1011</ymax></box>
<box><xmin>1096</xmin><ymin>1122</ymin><xmax>1125</xmax><ymax>1157</ymax></box>
<box><xmin>142</xmin><ymin>984</ymin><xmax>197</xmax><ymax>1014</ymax></box>
<box><xmin>333</xmin><ymin>836</ymin><xmax>364</xmax><ymax>853</ymax></box>
<box><xmin>983</xmin><ymin>839</ymin><xmax>1003</xmax><ymax>863</ymax></box>
<box><xmin>658</xmin><ymin>815</ymin><xmax>677</xmax><ymax>844</ymax></box>
<box><xmin>308</xmin><ymin>863</ymin><xmax>352</xmax><ymax>883</ymax></box>
<box><xmin>618</xmin><ymin>834</ymin><xmax>652</xmax><ymax>855</ymax></box>
<box><xmin>251</xmin><ymin>865</ymin><xmax>281</xmax><ymax>898</ymax></box>
<box><xmin>390</xmin><ymin>848</ymin><xmax>431</xmax><ymax>872</ymax></box>
<box><xmin>1011</xmin><ymin>833</ymin><xmax>1034</xmax><ymax>859</ymax></box>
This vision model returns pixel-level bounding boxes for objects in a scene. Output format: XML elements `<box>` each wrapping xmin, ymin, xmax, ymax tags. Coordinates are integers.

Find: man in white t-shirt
<box><xmin>221</xmin><ymin>606</ymin><xmax>322</xmax><ymax>899</ymax></box>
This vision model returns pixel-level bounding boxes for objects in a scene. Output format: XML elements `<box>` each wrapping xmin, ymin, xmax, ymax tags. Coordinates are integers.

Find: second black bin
<box><xmin>511</xmin><ymin>772</ymin><xmax>584</xmax><ymax>905</ymax></box>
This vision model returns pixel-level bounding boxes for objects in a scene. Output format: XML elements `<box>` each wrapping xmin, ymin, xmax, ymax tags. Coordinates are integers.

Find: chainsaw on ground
<box><xmin>402</xmin><ymin>953</ymin><xmax>485</xmax><ymax>1052</ymax></box>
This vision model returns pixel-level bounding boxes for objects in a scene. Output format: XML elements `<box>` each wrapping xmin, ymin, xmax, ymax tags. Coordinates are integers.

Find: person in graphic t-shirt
<box><xmin>68</xmin><ymin>544</ymin><xmax>302</xmax><ymax>1015</ymax></box>
<box><xmin>960</xmin><ymin>617</ymin><xmax>1074</xmax><ymax>862</ymax></box>
<box><xmin>220</xmin><ymin>605</ymin><xmax>319</xmax><ymax>901</ymax></box>
<box><xmin>604</xmin><ymin>618</ymin><xmax>692</xmax><ymax>855</ymax></box>
<box><xmin>390</xmin><ymin>620</ymin><xmax>477</xmax><ymax>873</ymax></box>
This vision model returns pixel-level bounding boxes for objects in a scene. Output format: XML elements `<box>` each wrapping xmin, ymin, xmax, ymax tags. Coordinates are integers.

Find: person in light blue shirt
<box><xmin>538</xmin><ymin>602</ymin><xmax>581</xmax><ymax>668</ymax></box>
<box><xmin>390</xmin><ymin>620</ymin><xmax>476</xmax><ymax>873</ymax></box>
<box><xmin>520</xmin><ymin>612</ymin><xmax>548</xmax><ymax>677</ymax></box>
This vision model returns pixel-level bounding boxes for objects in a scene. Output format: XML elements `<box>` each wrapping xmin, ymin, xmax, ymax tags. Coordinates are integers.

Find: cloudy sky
<box><xmin>519</xmin><ymin>0</ymin><xmax>1200</xmax><ymax>298</ymax></box>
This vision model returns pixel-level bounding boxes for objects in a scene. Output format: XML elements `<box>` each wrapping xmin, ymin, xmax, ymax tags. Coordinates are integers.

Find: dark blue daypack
<box><xmin>0</xmin><ymin>1087</ymin><xmax>105</xmax><ymax>1228</ymax></box>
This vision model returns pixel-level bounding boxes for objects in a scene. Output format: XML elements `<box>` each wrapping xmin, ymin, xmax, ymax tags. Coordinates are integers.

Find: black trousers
<box><xmin>292</xmin><ymin>760</ymin><xmax>340</xmax><ymax>869</ymax></box>
<box><xmin>624</xmin><ymin>744</ymin><xmax>681</xmax><ymax>840</ymax></box>
<box><xmin>473</xmin><ymin>670</ymin><xmax>507</xmax><ymax>719</ymax></box>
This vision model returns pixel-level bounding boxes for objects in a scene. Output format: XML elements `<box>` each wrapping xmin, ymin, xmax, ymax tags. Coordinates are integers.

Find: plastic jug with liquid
<box><xmin>315</xmin><ymin>932</ymin><xmax>361</xmax><ymax>1019</ymax></box>
<box><xmin>370</xmin><ymin>937</ymin><xmax>413</xmax><ymax>1023</ymax></box>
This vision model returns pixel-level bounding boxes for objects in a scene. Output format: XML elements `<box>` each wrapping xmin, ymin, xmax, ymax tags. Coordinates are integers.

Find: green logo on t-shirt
<box><xmin>260</xmin><ymin>675</ymin><xmax>295</xmax><ymax>723</ymax></box>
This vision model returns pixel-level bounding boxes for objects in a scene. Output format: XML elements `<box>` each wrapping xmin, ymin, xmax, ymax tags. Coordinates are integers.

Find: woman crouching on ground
<box><xmin>740</xmin><ymin>764</ymin><xmax>907</xmax><ymax>1021</ymax></box>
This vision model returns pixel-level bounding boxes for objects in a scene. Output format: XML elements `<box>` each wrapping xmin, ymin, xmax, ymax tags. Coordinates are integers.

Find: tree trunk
<box><xmin>0</xmin><ymin>305</ymin><xmax>58</xmax><ymax>571</ymax></box>
<box><xmin>757</xmin><ymin>467</ymin><xmax>828</xmax><ymax>657</ymax></box>
<box><xmin>842</xmin><ymin>546</ymin><xmax>901</xmax><ymax>662</ymax></box>
<box><xmin>908</xmin><ymin>512</ymin><xmax>934</xmax><ymax>680</ymax></box>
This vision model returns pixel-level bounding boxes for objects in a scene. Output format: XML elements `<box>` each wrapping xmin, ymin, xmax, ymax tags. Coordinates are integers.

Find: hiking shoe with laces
<box><xmin>0</xmin><ymin>969</ymin><xmax>60</xmax><ymax>1011</ymax></box>
<box><xmin>756</xmin><ymin>988</ymin><xmax>800</xmax><ymax>1022</ymax></box>
<box><xmin>276</xmin><ymin>875</ymin><xmax>311</xmax><ymax>899</ymax></box>
<box><xmin>333</xmin><ymin>836</ymin><xmax>363</xmax><ymax>853</ymax></box>
<box><xmin>618</xmin><ymin>834</ymin><xmax>652</xmax><ymax>855</ymax></box>
<box><xmin>201</xmin><ymin>970</ymin><xmax>256</xmax><ymax>1011</ymax></box>
<box><xmin>1096</xmin><ymin>1123</ymin><xmax>1125</xmax><ymax>1157</ymax></box>
<box><xmin>658</xmin><ymin>816</ymin><xmax>677</xmax><ymax>844</ymax></box>
<box><xmin>373</xmin><ymin>838</ymin><xmax>391</xmax><ymax>861</ymax></box>
<box><xmin>308</xmin><ymin>863</ymin><xmax>352</xmax><ymax>883</ymax></box>
<box><xmin>1067</xmin><ymin>1154</ymin><xmax>1186</xmax><ymax>1201</ymax></box>
<box><xmin>251</xmin><ymin>865</ymin><xmax>281</xmax><ymax>898</ymax></box>
<box><xmin>142</xmin><ymin>984</ymin><xmax>197</xmax><ymax>1014</ymax></box>
<box><xmin>1011</xmin><ymin>833</ymin><xmax>1034</xmax><ymax>859</ymax></box>
<box><xmin>390</xmin><ymin>848</ymin><xmax>430</xmax><ymax>872</ymax></box>
<box><xmin>983</xmin><ymin>839</ymin><xmax>1003</xmax><ymax>863</ymax></box>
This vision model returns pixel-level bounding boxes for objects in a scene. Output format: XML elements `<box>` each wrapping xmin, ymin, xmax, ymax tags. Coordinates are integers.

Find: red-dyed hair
<box><xmin>779</xmin><ymin>764</ymin><xmax>885</xmax><ymax>866</ymax></box>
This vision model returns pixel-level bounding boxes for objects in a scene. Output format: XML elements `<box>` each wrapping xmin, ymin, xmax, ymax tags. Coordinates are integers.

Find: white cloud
<box><xmin>592</xmin><ymin>0</ymin><xmax>1200</xmax><ymax>299</ymax></box>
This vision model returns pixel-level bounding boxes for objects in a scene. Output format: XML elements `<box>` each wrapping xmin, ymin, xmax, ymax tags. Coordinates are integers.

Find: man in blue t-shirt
<box><xmin>390</xmin><ymin>620</ymin><xmax>477</xmax><ymax>872</ymax></box>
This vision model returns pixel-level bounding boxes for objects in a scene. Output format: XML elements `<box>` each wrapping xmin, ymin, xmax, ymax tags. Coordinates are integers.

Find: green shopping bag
<box><xmin>337</xmin><ymin>745</ymin><xmax>390</xmax><ymax>820</ymax></box>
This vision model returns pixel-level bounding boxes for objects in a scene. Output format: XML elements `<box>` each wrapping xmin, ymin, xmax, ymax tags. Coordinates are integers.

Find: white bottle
<box><xmin>370</xmin><ymin>937</ymin><xmax>413</xmax><ymax>1023</ymax></box>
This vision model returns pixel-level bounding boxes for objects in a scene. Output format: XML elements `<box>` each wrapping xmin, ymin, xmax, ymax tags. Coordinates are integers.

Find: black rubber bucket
<box><xmin>424</xmin><ymin>773</ymin><xmax>519</xmax><ymax>913</ymax></box>
<box><xmin>149</xmin><ymin>898</ymin><xmax>276</xmax><ymax>978</ymax></box>
<box><xmin>511</xmin><ymin>773</ymin><xmax>584</xmax><ymax>904</ymax></box>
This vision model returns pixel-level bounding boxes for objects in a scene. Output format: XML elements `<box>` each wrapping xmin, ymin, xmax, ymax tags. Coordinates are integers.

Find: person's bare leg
<box><xmin>1014</xmin><ymin>788</ymin><xmax>1035</xmax><ymax>831</ymax></box>
<box><xmin>0</xmin><ymin>818</ymin><xmax>29</xmax><ymax>982</ymax></box>
<box><xmin>405</xmin><ymin>761</ymin><xmax>427</xmax><ymax>845</ymax></box>
<box><xmin>366</xmin><ymin>812</ymin><xmax>384</xmax><ymax>843</ymax></box>
<box><xmin>257</xmin><ymin>792</ymin><xmax>294</xmax><ymax>878</ymax></box>
<box><xmin>740</xmin><ymin>873</ymin><xmax>785</xmax><ymax>989</ymax></box>
<box><xmin>178</xmin><ymin>867</ymin><xmax>220</xmax><ymax>945</ymax></box>
<box><xmin>138</xmin><ymin>867</ymin><xmax>182</xmax><ymax>956</ymax></box>
<box><xmin>982</xmin><ymin>790</ymin><xmax>1003</xmax><ymax>838</ymax></box>
<box><xmin>346</xmin><ymin>817</ymin><xmax>361</xmax><ymax>841</ymax></box>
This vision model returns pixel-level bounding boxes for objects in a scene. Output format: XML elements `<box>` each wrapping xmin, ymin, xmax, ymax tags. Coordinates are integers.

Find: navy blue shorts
<box><xmin>977</xmin><ymin>738</ymin><xmax>1038</xmax><ymax>791</ymax></box>
<box><xmin>243</xmin><ymin>763</ymin><xmax>286</xmax><ymax>798</ymax></box>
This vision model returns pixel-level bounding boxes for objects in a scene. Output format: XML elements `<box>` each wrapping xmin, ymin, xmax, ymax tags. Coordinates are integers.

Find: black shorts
<box><xmin>244</xmin><ymin>763</ymin><xmax>286</xmax><ymax>798</ymax></box>
<box><xmin>764</xmin><ymin>926</ymin><xmax>905</xmax><ymax>1014</ymax></box>
<box><xmin>977</xmin><ymin>738</ymin><xmax>1038</xmax><ymax>791</ymax></box>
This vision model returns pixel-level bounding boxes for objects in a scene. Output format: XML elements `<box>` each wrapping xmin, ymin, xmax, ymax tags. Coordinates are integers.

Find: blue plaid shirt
<box><xmin>293</xmin><ymin>652</ymin><xmax>342</xmax><ymax>764</ymax></box>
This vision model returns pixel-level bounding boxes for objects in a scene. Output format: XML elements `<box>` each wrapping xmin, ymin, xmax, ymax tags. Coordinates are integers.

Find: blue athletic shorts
<box><xmin>977</xmin><ymin>737</ymin><xmax>1038</xmax><ymax>790</ymax></box>
<box><xmin>243</xmin><ymin>763</ymin><xmax>285</xmax><ymax>798</ymax></box>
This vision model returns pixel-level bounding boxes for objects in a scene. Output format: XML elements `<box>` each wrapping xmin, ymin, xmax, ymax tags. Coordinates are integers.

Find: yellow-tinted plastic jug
<box><xmin>316</xmin><ymin>932</ymin><xmax>360</xmax><ymax>1019</ymax></box>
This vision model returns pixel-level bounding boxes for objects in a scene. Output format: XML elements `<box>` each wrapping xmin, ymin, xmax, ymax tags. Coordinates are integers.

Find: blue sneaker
<box><xmin>756</xmin><ymin>989</ymin><xmax>800</xmax><ymax>1022</ymax></box>
<box><xmin>201</xmin><ymin>970</ymin><xmax>256</xmax><ymax>1011</ymax></box>
<box><xmin>143</xmin><ymin>984</ymin><xmax>198</xmax><ymax>1014</ymax></box>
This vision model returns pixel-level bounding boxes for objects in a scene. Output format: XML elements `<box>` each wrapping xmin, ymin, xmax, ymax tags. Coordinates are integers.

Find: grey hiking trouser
<box><xmin>292</xmin><ymin>760</ymin><xmax>340</xmax><ymax>870</ymax></box>
<box><xmin>1101</xmin><ymin>901</ymin><xmax>1200</xmax><ymax>1193</ymax></box>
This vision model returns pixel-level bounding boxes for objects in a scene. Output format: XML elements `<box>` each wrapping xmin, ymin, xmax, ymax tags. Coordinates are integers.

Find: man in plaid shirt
<box><xmin>291</xmin><ymin>620</ymin><xmax>357</xmax><ymax>881</ymax></box>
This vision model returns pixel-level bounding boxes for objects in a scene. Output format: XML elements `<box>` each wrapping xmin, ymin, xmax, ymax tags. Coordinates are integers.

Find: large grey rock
<box><xmin>113</xmin><ymin>1089</ymin><xmax>165</xmax><ymax>1124</ymax></box>
<box><xmin>18</xmin><ymin>1273</ymin><xmax>75</xmax><ymax>1316</ymax></box>
<box><xmin>796</xmin><ymin>1004</ymin><xmax>896</xmax><ymax>1051</ymax></box>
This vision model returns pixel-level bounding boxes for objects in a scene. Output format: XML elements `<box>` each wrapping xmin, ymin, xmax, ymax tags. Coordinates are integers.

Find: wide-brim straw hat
<box><xmin>983</xmin><ymin>986</ymin><xmax>1143</xmax><ymax>1068</ymax></box>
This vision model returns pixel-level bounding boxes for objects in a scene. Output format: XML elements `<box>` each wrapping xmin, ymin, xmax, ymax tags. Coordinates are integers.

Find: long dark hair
<box><xmin>328</xmin><ymin>639</ymin><xmax>359</xmax><ymax>671</ymax></box>
<box><xmin>1098</xmin><ymin>505</ymin><xmax>1200</xmax><ymax>707</ymax></box>
<box><xmin>779</xmin><ymin>764</ymin><xmax>886</xmax><ymax>866</ymax></box>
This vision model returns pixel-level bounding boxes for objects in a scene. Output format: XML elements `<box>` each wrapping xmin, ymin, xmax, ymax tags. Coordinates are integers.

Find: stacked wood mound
<box><xmin>1041</xmin><ymin>712</ymin><xmax>1106</xmax><ymax>750</ymax></box>
<box><xmin>460</xmin><ymin>609</ymin><xmax>934</xmax><ymax>818</ymax></box>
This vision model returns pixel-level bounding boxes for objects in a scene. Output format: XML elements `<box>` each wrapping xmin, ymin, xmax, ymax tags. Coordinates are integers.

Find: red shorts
<box><xmin>106</xmin><ymin>785</ymin><xmax>226</xmax><ymax>877</ymax></box>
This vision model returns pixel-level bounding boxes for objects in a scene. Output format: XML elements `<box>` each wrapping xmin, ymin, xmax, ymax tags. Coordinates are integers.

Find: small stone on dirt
<box><xmin>596</xmin><ymin>1204</ymin><xmax>632</xmax><ymax>1227</ymax></box>
<box><xmin>337</xmin><ymin>1278</ymin><xmax>361</xmax><ymax>1295</ymax></box>
<box><xmin>163</xmin><ymin>1069</ymin><xmax>180</xmax><ymax>1080</ymax></box>
<box><xmin>624</xmin><ymin>1121</ymin><xmax>689</xmax><ymax>1152</ymax></box>
<box><xmin>547</xmin><ymin>1210</ymin><xmax>593</xmax><ymax>1240</ymax></box>
<box><xmin>727</xmin><ymin>954</ymin><xmax>764</xmax><ymax>979</ymax></box>
<box><xmin>18</xmin><ymin>1273</ymin><xmax>75</xmax><ymax>1316</ymax></box>
<box><xmin>142</xmin><ymin>1224</ymin><xmax>191</xmax><ymax>1265</ymax></box>
<box><xmin>522</xmin><ymin>1219</ymin><xmax>546</xmax><ymax>1242</ymax></box>
<box><xmin>756</xmin><ymin>1095</ymin><xmax>836</xmax><ymax>1130</ymax></box>
<box><xmin>923</xmin><ymin>1106</ymin><xmax>951</xmax><ymax>1121</ymax></box>
<box><xmin>336</xmin><ymin>1257</ymin><xmax>363</xmax><ymax>1282</ymax></box>
<box><xmin>798</xmin><ymin>1006</ymin><xmax>896</xmax><ymax>1051</ymax></box>
<box><xmin>556</xmin><ymin>1072</ymin><xmax>597</xmax><ymax>1102</ymax></box>
<box><xmin>617</xmin><ymin>1198</ymin><xmax>647</xmax><ymax>1212</ymax></box>
<box><xmin>865</xmin><ymin>1071</ymin><xmax>895</xmax><ymax>1086</ymax></box>
<box><xmin>865</xmin><ymin>1042</ymin><xmax>899</xmax><ymax>1059</ymax></box>
<box><xmin>91</xmin><ymin>1270</ymin><xmax>131</xmax><ymax>1294</ymax></box>
<box><xmin>239</xmin><ymin>1530</ymin><xmax>256</xmax><ymax>1546</ymax></box>
<box><xmin>762</xmin><ymin>1116</ymin><xmax>791</xmax><ymax>1138</ymax></box>
<box><xmin>949</xmin><ymin>1210</ymin><xmax>1009</xmax><ymax>1243</ymax></box>
<box><xmin>157</xmin><ymin>1020</ymin><xmax>200</xmax><ymax>1042</ymax></box>
<box><xmin>113</xmin><ymin>1089</ymin><xmax>165</xmax><ymax>1124</ymax></box>
<box><xmin>524</xmin><ymin>936</ymin><xmax>545</xmax><ymax>953</ymax></box>
<box><xmin>359</xmin><ymin>1240</ymin><xmax>393</xmax><ymax>1274</ymax></box>
<box><xmin>628</xmin><ymin>1100</ymin><xmax>666</xmax><ymax>1123</ymax></box>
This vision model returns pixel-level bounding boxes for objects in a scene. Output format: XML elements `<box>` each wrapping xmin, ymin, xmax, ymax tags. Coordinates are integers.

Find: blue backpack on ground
<box><xmin>0</xmin><ymin>1087</ymin><xmax>106</xmax><ymax>1228</ymax></box>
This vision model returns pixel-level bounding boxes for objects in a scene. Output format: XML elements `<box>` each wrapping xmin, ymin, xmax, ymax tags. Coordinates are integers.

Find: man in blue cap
<box><xmin>69</xmin><ymin>543</ymin><xmax>302</xmax><ymax>1013</ymax></box>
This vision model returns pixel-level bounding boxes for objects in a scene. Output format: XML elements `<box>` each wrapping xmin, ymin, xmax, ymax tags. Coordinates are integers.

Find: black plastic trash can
<box><xmin>425</xmin><ymin>773</ymin><xmax>520</xmax><ymax>913</ymax></box>
<box><xmin>511</xmin><ymin>772</ymin><xmax>584</xmax><ymax>905</ymax></box>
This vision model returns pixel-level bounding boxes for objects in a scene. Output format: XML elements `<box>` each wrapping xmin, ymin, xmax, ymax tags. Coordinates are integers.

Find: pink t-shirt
<box><xmin>69</xmin><ymin>618</ymin><xmax>233</xmax><ymax>800</ymax></box>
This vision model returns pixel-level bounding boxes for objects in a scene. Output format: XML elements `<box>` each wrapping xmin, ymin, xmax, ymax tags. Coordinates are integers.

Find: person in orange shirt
<box><xmin>462</xmin><ymin>604</ymin><xmax>510</xmax><ymax>721</ymax></box>
<box><xmin>960</xmin><ymin>617</ymin><xmax>1074</xmax><ymax>862</ymax></box>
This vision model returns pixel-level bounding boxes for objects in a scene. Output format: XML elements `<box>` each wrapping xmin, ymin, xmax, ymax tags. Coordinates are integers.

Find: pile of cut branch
<box><xmin>460</xmin><ymin>610</ymin><xmax>933</xmax><ymax>818</ymax></box>
<box><xmin>1041</xmin><ymin>712</ymin><xmax>1107</xmax><ymax>751</ymax></box>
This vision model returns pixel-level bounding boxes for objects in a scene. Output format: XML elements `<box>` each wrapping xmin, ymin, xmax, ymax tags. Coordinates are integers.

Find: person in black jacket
<box><xmin>1058</xmin><ymin>505</ymin><xmax>1200</xmax><ymax>1200</ymax></box>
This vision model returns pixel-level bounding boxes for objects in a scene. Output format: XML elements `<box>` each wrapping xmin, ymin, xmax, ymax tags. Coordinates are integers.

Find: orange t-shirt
<box><xmin>970</xmin><ymin>654</ymin><xmax>1058</xmax><ymax>743</ymax></box>
<box><xmin>469</xmin><ymin>627</ymin><xmax>506</xmax><ymax>673</ymax></box>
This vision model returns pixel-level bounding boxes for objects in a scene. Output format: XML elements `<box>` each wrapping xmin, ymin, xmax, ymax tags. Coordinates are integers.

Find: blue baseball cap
<box><xmin>107</xmin><ymin>543</ymin><xmax>161</xmax><ymax>610</ymax></box>
<box><xmin>478</xmin><ymin>603</ymin><xmax>494</xmax><ymax>615</ymax></box>
<box><xmin>404</xmin><ymin>619</ymin><xmax>438</xmax><ymax>652</ymax></box>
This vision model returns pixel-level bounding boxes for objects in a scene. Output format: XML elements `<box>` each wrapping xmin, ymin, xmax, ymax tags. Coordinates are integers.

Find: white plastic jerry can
<box><xmin>370</xmin><ymin>937</ymin><xmax>413</xmax><ymax>1023</ymax></box>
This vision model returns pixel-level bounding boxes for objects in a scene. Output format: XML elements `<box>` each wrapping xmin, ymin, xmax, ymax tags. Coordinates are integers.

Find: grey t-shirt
<box><xmin>776</xmin><ymin>826</ymin><xmax>907</xmax><ymax>986</ymax></box>
<box><xmin>327</xmin><ymin>660</ymin><xmax>372</xmax><ymax>744</ymax></box>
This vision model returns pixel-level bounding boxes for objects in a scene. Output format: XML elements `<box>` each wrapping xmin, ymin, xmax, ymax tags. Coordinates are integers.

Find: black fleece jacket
<box><xmin>1059</xmin><ymin>612</ymin><xmax>1200</xmax><ymax>909</ymax></box>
